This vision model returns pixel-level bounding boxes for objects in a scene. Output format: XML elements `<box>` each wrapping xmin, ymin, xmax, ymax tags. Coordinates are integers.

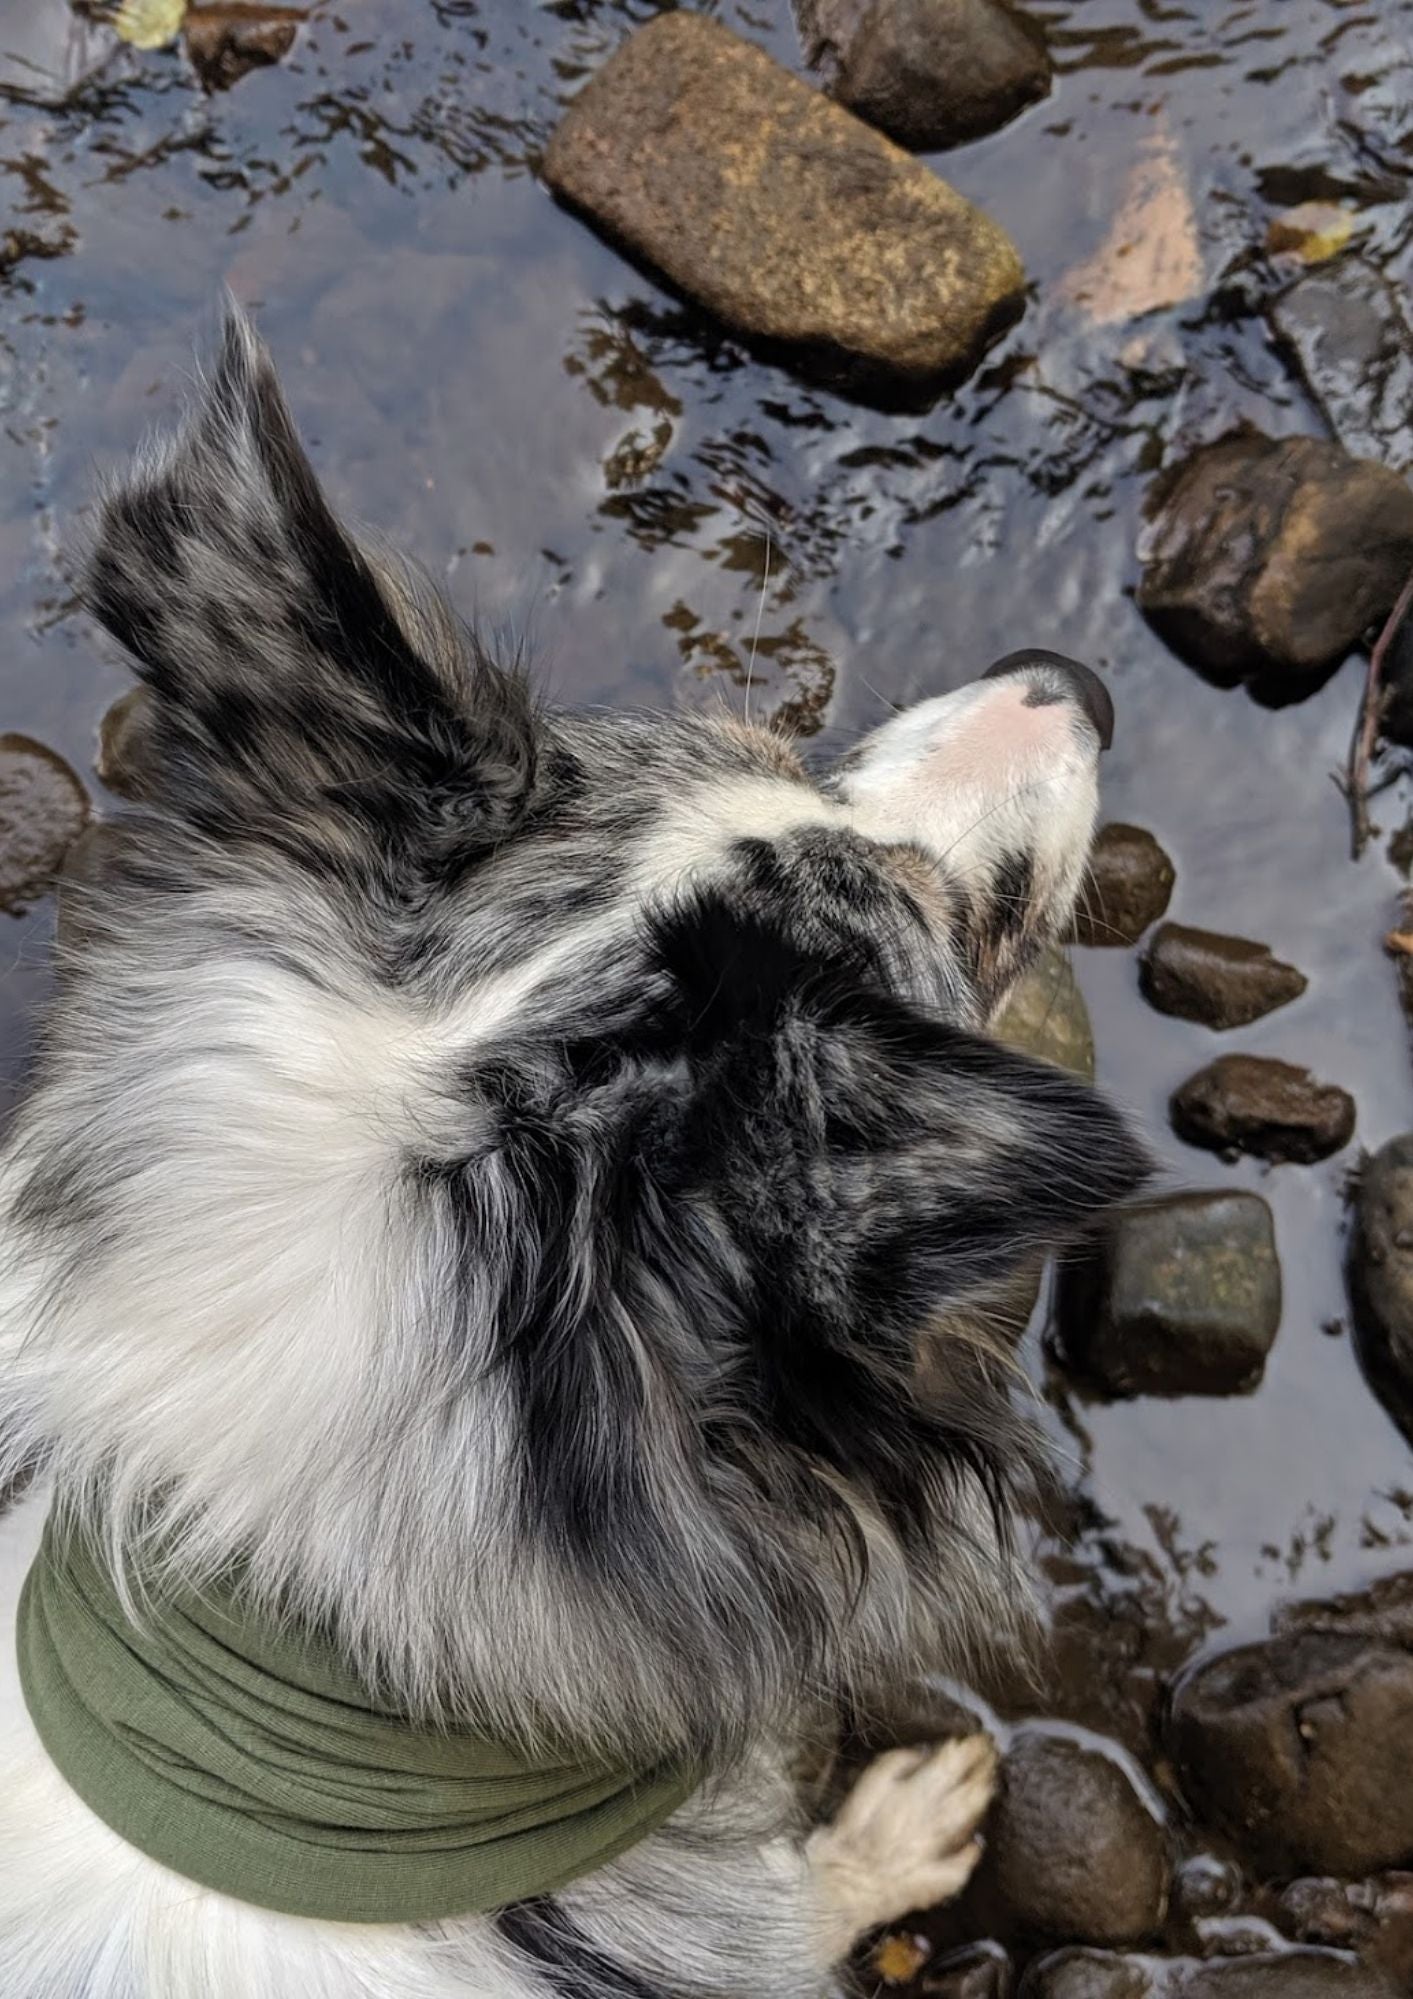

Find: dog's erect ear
<box><xmin>660</xmin><ymin>903</ymin><xmax>1149</xmax><ymax>1335</ymax></box>
<box><xmin>85</xmin><ymin>307</ymin><xmax>536</xmax><ymax>879</ymax></box>
<box><xmin>656</xmin><ymin>904</ymin><xmax>1151</xmax><ymax>1525</ymax></box>
<box><xmin>733</xmin><ymin>991</ymin><xmax>1150</xmax><ymax>1341</ymax></box>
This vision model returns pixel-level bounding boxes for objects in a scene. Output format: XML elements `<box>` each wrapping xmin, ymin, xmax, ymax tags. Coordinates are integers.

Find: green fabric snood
<box><xmin>16</xmin><ymin>1516</ymin><xmax>698</xmax><ymax>1923</ymax></box>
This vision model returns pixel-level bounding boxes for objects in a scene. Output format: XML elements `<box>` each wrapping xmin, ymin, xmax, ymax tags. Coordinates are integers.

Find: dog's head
<box><xmin>3</xmin><ymin>314</ymin><xmax>1146</xmax><ymax>1756</ymax></box>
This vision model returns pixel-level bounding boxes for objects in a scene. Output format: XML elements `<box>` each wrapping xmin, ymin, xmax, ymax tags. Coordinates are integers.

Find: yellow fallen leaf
<box><xmin>872</xmin><ymin>1932</ymin><xmax>929</xmax><ymax>1984</ymax></box>
<box><xmin>1266</xmin><ymin>201</ymin><xmax>1357</xmax><ymax>266</ymax></box>
<box><xmin>113</xmin><ymin>0</ymin><xmax>189</xmax><ymax>50</ymax></box>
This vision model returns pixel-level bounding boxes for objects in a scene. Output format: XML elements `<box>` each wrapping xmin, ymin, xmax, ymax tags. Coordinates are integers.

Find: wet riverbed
<box><xmin>4</xmin><ymin>0</ymin><xmax>1413</xmax><ymax>1963</ymax></box>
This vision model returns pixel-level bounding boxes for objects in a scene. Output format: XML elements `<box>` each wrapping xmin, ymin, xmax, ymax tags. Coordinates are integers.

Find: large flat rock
<box><xmin>543</xmin><ymin>13</ymin><xmax>1025</xmax><ymax>393</ymax></box>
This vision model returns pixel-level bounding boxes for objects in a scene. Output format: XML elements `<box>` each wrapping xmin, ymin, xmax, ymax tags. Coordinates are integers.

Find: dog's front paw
<box><xmin>808</xmin><ymin>1734</ymin><xmax>998</xmax><ymax>1957</ymax></box>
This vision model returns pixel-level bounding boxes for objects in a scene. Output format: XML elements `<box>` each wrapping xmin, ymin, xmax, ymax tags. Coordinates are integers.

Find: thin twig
<box><xmin>1345</xmin><ymin>570</ymin><xmax>1413</xmax><ymax>860</ymax></box>
<box><xmin>742</xmin><ymin>531</ymin><xmax>772</xmax><ymax>727</ymax></box>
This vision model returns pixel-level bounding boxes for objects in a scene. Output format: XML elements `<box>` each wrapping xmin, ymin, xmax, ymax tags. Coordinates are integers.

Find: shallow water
<box><xmin>3</xmin><ymin>0</ymin><xmax>1413</xmax><ymax>1804</ymax></box>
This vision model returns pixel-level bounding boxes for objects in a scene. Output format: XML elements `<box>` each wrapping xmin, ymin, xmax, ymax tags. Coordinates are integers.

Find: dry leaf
<box><xmin>872</xmin><ymin>1932</ymin><xmax>929</xmax><ymax>1985</ymax></box>
<box><xmin>1266</xmin><ymin>201</ymin><xmax>1358</xmax><ymax>266</ymax></box>
<box><xmin>113</xmin><ymin>0</ymin><xmax>188</xmax><ymax>50</ymax></box>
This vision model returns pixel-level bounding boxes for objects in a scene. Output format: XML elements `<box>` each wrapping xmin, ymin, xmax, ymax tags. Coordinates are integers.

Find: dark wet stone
<box><xmin>1022</xmin><ymin>1953</ymin><xmax>1390</xmax><ymax>1998</ymax></box>
<box><xmin>1168</xmin><ymin>1622</ymin><xmax>1413</xmax><ymax>1878</ymax></box>
<box><xmin>1139</xmin><ymin>925</ymin><xmax>1307</xmax><ymax>1030</ymax></box>
<box><xmin>1277</xmin><ymin>1879</ymin><xmax>1377</xmax><ymax>1951</ymax></box>
<box><xmin>1069</xmin><ymin>823</ymin><xmax>1175</xmax><ymax>948</ymax></box>
<box><xmin>1276</xmin><ymin>1572</ymin><xmax>1413</xmax><ymax>1650</ymax></box>
<box><xmin>1136</xmin><ymin>434</ymin><xmax>1413</xmax><ymax>684</ymax></box>
<box><xmin>1019</xmin><ymin>1952</ymin><xmax>1152</xmax><ymax>1999</ymax></box>
<box><xmin>1171</xmin><ymin>1856</ymin><xmax>1241</xmax><ymax>1924</ymax></box>
<box><xmin>183</xmin><ymin>5</ymin><xmax>303</xmax><ymax>92</ymax></box>
<box><xmin>1180</xmin><ymin>1958</ymin><xmax>1395</xmax><ymax>1996</ymax></box>
<box><xmin>1169</xmin><ymin>1055</ymin><xmax>1355</xmax><ymax>1164</ymax></box>
<box><xmin>1366</xmin><ymin>1874</ymin><xmax>1413</xmax><ymax>1991</ymax></box>
<box><xmin>922</xmin><ymin>1942</ymin><xmax>1015</xmax><ymax>1997</ymax></box>
<box><xmin>1189</xmin><ymin>1917</ymin><xmax>1287</xmax><ymax>1960</ymax></box>
<box><xmin>96</xmin><ymin>687</ymin><xmax>157</xmax><ymax>803</ymax></box>
<box><xmin>962</xmin><ymin>1728</ymin><xmax>1168</xmax><ymax>1948</ymax></box>
<box><xmin>1059</xmin><ymin>1192</ymin><xmax>1281</xmax><ymax>1398</ymax></box>
<box><xmin>1383</xmin><ymin>615</ymin><xmax>1413</xmax><ymax>750</ymax></box>
<box><xmin>793</xmin><ymin>0</ymin><xmax>871</xmax><ymax>70</ymax></box>
<box><xmin>543</xmin><ymin>14</ymin><xmax>1025</xmax><ymax>393</ymax></box>
<box><xmin>0</xmin><ymin>735</ymin><xmax>92</xmax><ymax>916</ymax></box>
<box><xmin>1349</xmin><ymin>1136</ymin><xmax>1413</xmax><ymax>1448</ymax></box>
<box><xmin>994</xmin><ymin>942</ymin><xmax>1095</xmax><ymax>1079</ymax></box>
<box><xmin>1269</xmin><ymin>260</ymin><xmax>1413</xmax><ymax>476</ymax></box>
<box><xmin>834</xmin><ymin>0</ymin><xmax>1052</xmax><ymax>152</ymax></box>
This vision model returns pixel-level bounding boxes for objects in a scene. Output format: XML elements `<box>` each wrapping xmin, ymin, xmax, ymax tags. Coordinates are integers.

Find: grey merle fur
<box><xmin>0</xmin><ymin>309</ymin><xmax>1148</xmax><ymax>1999</ymax></box>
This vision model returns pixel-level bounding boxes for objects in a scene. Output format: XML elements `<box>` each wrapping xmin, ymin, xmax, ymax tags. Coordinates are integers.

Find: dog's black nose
<box><xmin>982</xmin><ymin>648</ymin><xmax>1115</xmax><ymax>752</ymax></box>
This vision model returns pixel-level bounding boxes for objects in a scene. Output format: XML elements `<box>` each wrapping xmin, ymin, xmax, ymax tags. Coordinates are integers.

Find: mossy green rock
<box><xmin>1060</xmin><ymin>1191</ymin><xmax>1281</xmax><ymax>1397</ymax></box>
<box><xmin>994</xmin><ymin>943</ymin><xmax>1096</xmax><ymax>1081</ymax></box>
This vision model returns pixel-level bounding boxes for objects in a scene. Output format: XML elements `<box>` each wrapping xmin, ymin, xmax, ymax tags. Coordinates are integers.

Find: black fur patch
<box><xmin>424</xmin><ymin>874</ymin><xmax>1148</xmax><ymax>1639</ymax></box>
<box><xmin>496</xmin><ymin>1900</ymin><xmax>668</xmax><ymax>1999</ymax></box>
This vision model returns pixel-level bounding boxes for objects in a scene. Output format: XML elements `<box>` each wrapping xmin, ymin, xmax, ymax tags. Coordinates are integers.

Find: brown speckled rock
<box><xmin>0</xmin><ymin>734</ymin><xmax>91</xmax><ymax>914</ymax></box>
<box><xmin>1069</xmin><ymin>824</ymin><xmax>1175</xmax><ymax>948</ymax></box>
<box><xmin>544</xmin><ymin>13</ymin><xmax>1025</xmax><ymax>392</ymax></box>
<box><xmin>1136</xmin><ymin>433</ymin><xmax>1413</xmax><ymax>684</ymax></box>
<box><xmin>1140</xmin><ymin>925</ymin><xmax>1306</xmax><ymax>1030</ymax></box>
<box><xmin>1170</xmin><ymin>1055</ymin><xmax>1354</xmax><ymax>1163</ymax></box>
<box><xmin>834</xmin><ymin>0</ymin><xmax>1052</xmax><ymax>152</ymax></box>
